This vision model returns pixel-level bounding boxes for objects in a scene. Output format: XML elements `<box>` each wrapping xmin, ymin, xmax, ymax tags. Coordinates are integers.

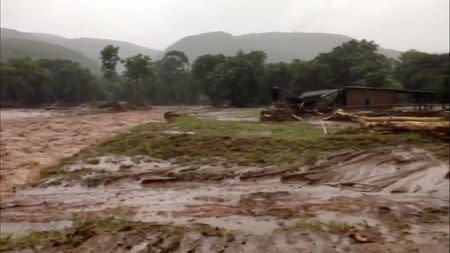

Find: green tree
<box><xmin>100</xmin><ymin>45</ymin><xmax>120</xmax><ymax>79</ymax></box>
<box><xmin>0</xmin><ymin>58</ymin><xmax>51</xmax><ymax>105</ymax></box>
<box><xmin>155</xmin><ymin>50</ymin><xmax>193</xmax><ymax>104</ymax></box>
<box><xmin>38</xmin><ymin>59</ymin><xmax>100</xmax><ymax>103</ymax></box>
<box><xmin>264</xmin><ymin>62</ymin><xmax>293</xmax><ymax>101</ymax></box>
<box><xmin>206</xmin><ymin>51</ymin><xmax>267</xmax><ymax>106</ymax></box>
<box><xmin>290</xmin><ymin>60</ymin><xmax>331</xmax><ymax>93</ymax></box>
<box><xmin>160</xmin><ymin>50</ymin><xmax>189</xmax><ymax>71</ymax></box>
<box><xmin>394</xmin><ymin>50</ymin><xmax>449</xmax><ymax>93</ymax></box>
<box><xmin>315</xmin><ymin>39</ymin><xmax>392</xmax><ymax>87</ymax></box>
<box><xmin>192</xmin><ymin>54</ymin><xmax>226</xmax><ymax>80</ymax></box>
<box><xmin>192</xmin><ymin>54</ymin><xmax>226</xmax><ymax>103</ymax></box>
<box><xmin>122</xmin><ymin>54</ymin><xmax>156</xmax><ymax>104</ymax></box>
<box><xmin>100</xmin><ymin>45</ymin><xmax>121</xmax><ymax>101</ymax></box>
<box><xmin>1</xmin><ymin>58</ymin><xmax>102</xmax><ymax>105</ymax></box>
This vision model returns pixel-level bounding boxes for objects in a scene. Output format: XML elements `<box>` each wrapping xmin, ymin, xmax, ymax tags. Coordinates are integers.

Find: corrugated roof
<box><xmin>299</xmin><ymin>89</ymin><xmax>338</xmax><ymax>99</ymax></box>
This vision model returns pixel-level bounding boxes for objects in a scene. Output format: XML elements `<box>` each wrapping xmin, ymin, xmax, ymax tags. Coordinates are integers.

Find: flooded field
<box><xmin>0</xmin><ymin>107</ymin><xmax>165</xmax><ymax>196</ymax></box>
<box><xmin>0</xmin><ymin>107</ymin><xmax>448</xmax><ymax>252</ymax></box>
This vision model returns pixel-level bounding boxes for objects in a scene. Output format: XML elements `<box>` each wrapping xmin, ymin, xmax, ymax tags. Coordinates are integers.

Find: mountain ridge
<box><xmin>164</xmin><ymin>31</ymin><xmax>402</xmax><ymax>63</ymax></box>
<box><xmin>1</xmin><ymin>27</ymin><xmax>403</xmax><ymax>71</ymax></box>
<box><xmin>1</xmin><ymin>27</ymin><xmax>162</xmax><ymax>72</ymax></box>
<box><xmin>0</xmin><ymin>37</ymin><xmax>101</xmax><ymax>73</ymax></box>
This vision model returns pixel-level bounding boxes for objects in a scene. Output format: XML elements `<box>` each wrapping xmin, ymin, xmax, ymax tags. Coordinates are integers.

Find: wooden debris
<box><xmin>292</xmin><ymin>114</ymin><xmax>303</xmax><ymax>121</ymax></box>
<box><xmin>320</xmin><ymin>120</ymin><xmax>328</xmax><ymax>135</ymax></box>
<box><xmin>332</xmin><ymin>109</ymin><xmax>360</xmax><ymax>121</ymax></box>
<box><xmin>359</xmin><ymin>116</ymin><xmax>445</xmax><ymax>122</ymax></box>
<box><xmin>260</xmin><ymin>102</ymin><xmax>296</xmax><ymax>121</ymax></box>
<box><xmin>359</xmin><ymin>120</ymin><xmax>450</xmax><ymax>132</ymax></box>
<box><xmin>332</xmin><ymin>109</ymin><xmax>450</xmax><ymax>133</ymax></box>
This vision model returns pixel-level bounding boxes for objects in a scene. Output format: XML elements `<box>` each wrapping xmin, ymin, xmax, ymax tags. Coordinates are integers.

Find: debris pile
<box><xmin>260</xmin><ymin>102</ymin><xmax>298</xmax><ymax>121</ymax></box>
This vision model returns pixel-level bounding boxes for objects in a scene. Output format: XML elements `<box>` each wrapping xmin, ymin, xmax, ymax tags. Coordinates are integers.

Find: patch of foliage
<box><xmin>1</xmin><ymin>58</ymin><xmax>102</xmax><ymax>105</ymax></box>
<box><xmin>0</xmin><ymin>217</ymin><xmax>234</xmax><ymax>252</ymax></box>
<box><xmin>277</xmin><ymin>217</ymin><xmax>354</xmax><ymax>234</ymax></box>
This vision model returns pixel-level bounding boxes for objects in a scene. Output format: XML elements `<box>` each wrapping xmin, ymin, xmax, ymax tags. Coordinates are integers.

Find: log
<box><xmin>333</xmin><ymin>109</ymin><xmax>450</xmax><ymax>133</ymax></box>
<box><xmin>334</xmin><ymin>109</ymin><xmax>448</xmax><ymax>122</ymax></box>
<box><xmin>332</xmin><ymin>109</ymin><xmax>360</xmax><ymax>121</ymax></box>
<box><xmin>360</xmin><ymin>120</ymin><xmax>450</xmax><ymax>132</ymax></box>
<box><xmin>320</xmin><ymin>120</ymin><xmax>328</xmax><ymax>135</ymax></box>
<box><xmin>359</xmin><ymin>116</ymin><xmax>446</xmax><ymax>122</ymax></box>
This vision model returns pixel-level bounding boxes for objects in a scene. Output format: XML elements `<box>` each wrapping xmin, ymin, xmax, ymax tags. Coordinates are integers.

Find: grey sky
<box><xmin>1</xmin><ymin>0</ymin><xmax>449</xmax><ymax>52</ymax></box>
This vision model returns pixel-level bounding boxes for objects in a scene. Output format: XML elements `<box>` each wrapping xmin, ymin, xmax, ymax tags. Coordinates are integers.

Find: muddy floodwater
<box><xmin>0</xmin><ymin>107</ymin><xmax>164</xmax><ymax>196</ymax></box>
<box><xmin>0</xmin><ymin>107</ymin><xmax>449</xmax><ymax>252</ymax></box>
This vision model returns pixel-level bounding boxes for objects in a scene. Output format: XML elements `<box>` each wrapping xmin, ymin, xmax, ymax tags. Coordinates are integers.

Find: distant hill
<box><xmin>1</xmin><ymin>28</ymin><xmax>403</xmax><ymax>72</ymax></box>
<box><xmin>164</xmin><ymin>32</ymin><xmax>402</xmax><ymax>63</ymax></box>
<box><xmin>0</xmin><ymin>37</ymin><xmax>101</xmax><ymax>73</ymax></box>
<box><xmin>1</xmin><ymin>28</ymin><xmax>162</xmax><ymax>72</ymax></box>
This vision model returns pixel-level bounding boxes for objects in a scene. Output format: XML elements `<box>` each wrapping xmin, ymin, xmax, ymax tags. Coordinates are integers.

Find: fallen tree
<box><xmin>359</xmin><ymin>116</ymin><xmax>445</xmax><ymax>122</ymax></box>
<box><xmin>333</xmin><ymin>109</ymin><xmax>450</xmax><ymax>133</ymax></box>
<box><xmin>359</xmin><ymin>120</ymin><xmax>450</xmax><ymax>132</ymax></box>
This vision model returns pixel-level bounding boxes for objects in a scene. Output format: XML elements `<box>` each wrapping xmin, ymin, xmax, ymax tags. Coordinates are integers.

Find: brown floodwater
<box><xmin>0</xmin><ymin>107</ymin><xmax>164</xmax><ymax>197</ymax></box>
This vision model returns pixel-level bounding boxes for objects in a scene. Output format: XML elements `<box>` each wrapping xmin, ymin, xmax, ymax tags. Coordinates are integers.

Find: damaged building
<box><xmin>297</xmin><ymin>86</ymin><xmax>445</xmax><ymax>110</ymax></box>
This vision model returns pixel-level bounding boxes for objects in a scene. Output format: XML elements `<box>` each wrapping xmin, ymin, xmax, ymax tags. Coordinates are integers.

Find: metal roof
<box><xmin>299</xmin><ymin>89</ymin><xmax>338</xmax><ymax>99</ymax></box>
<box><xmin>299</xmin><ymin>86</ymin><xmax>439</xmax><ymax>100</ymax></box>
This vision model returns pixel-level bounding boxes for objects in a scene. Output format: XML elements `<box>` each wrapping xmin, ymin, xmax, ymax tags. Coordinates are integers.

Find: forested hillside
<box><xmin>1</xmin><ymin>28</ymin><xmax>403</xmax><ymax>73</ymax></box>
<box><xmin>0</xmin><ymin>38</ymin><xmax>101</xmax><ymax>73</ymax></box>
<box><xmin>1</xmin><ymin>28</ymin><xmax>162</xmax><ymax>72</ymax></box>
<box><xmin>2</xmin><ymin>39</ymin><xmax>447</xmax><ymax>107</ymax></box>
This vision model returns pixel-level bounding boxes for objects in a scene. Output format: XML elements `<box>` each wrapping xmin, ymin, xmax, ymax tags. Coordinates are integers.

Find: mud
<box><xmin>282</xmin><ymin>146</ymin><xmax>449</xmax><ymax>197</ymax></box>
<box><xmin>1</xmin><ymin>145</ymin><xmax>448</xmax><ymax>252</ymax></box>
<box><xmin>0</xmin><ymin>107</ymin><xmax>164</xmax><ymax>196</ymax></box>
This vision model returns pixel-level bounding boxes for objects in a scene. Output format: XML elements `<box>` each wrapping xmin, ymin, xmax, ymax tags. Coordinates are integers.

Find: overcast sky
<box><xmin>1</xmin><ymin>0</ymin><xmax>449</xmax><ymax>52</ymax></box>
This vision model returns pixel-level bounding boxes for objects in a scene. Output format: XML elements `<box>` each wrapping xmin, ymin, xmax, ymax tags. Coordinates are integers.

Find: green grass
<box><xmin>0</xmin><ymin>217</ymin><xmax>232</xmax><ymax>251</ymax></box>
<box><xmin>278</xmin><ymin>217</ymin><xmax>354</xmax><ymax>234</ymax></box>
<box><xmin>0</xmin><ymin>217</ymin><xmax>142</xmax><ymax>251</ymax></box>
<box><xmin>41</xmin><ymin>117</ymin><xmax>447</xmax><ymax>179</ymax></box>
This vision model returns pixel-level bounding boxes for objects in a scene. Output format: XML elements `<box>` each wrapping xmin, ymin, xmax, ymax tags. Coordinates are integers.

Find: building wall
<box><xmin>345</xmin><ymin>89</ymin><xmax>398</xmax><ymax>106</ymax></box>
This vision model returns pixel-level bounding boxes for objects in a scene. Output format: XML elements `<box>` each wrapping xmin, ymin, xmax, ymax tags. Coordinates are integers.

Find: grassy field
<box><xmin>41</xmin><ymin>117</ymin><xmax>446</xmax><ymax>179</ymax></box>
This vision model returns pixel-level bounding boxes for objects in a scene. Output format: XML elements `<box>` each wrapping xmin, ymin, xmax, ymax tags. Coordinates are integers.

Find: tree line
<box><xmin>1</xmin><ymin>39</ymin><xmax>448</xmax><ymax>106</ymax></box>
